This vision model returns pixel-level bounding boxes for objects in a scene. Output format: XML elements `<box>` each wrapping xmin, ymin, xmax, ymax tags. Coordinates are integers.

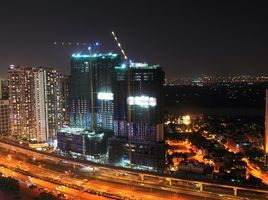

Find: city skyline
<box><xmin>1</xmin><ymin>1</ymin><xmax>268</xmax><ymax>199</ymax></box>
<box><xmin>0</xmin><ymin>1</ymin><xmax>267</xmax><ymax>79</ymax></box>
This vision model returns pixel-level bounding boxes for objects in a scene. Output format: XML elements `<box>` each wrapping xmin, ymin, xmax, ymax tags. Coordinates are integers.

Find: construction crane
<box><xmin>111</xmin><ymin>31</ymin><xmax>133</xmax><ymax>165</ymax></box>
<box><xmin>112</xmin><ymin>31</ymin><xmax>128</xmax><ymax>61</ymax></box>
<box><xmin>54</xmin><ymin>40</ymin><xmax>100</xmax><ymax>130</ymax></box>
<box><xmin>53</xmin><ymin>41</ymin><xmax>100</xmax><ymax>53</ymax></box>
<box><xmin>54</xmin><ymin>41</ymin><xmax>90</xmax><ymax>46</ymax></box>
<box><xmin>53</xmin><ymin>41</ymin><xmax>100</xmax><ymax>47</ymax></box>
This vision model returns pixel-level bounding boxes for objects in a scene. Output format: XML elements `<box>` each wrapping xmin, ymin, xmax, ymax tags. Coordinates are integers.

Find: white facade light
<box><xmin>97</xmin><ymin>92</ymin><xmax>114</xmax><ymax>100</ymax></box>
<box><xmin>149</xmin><ymin>97</ymin><xmax>157</xmax><ymax>107</ymax></box>
<box><xmin>127</xmin><ymin>96</ymin><xmax>135</xmax><ymax>105</ymax></box>
<box><xmin>127</xmin><ymin>96</ymin><xmax>157</xmax><ymax>108</ymax></box>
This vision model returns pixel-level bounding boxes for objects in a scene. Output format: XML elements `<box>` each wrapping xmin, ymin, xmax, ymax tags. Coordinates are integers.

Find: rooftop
<box><xmin>115</xmin><ymin>62</ymin><xmax>160</xmax><ymax>70</ymax></box>
<box><xmin>71</xmin><ymin>53</ymin><xmax>119</xmax><ymax>59</ymax></box>
<box><xmin>58</xmin><ymin>127</ymin><xmax>104</xmax><ymax>138</ymax></box>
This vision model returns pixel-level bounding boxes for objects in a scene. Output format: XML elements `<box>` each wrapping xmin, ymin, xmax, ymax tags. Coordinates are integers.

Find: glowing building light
<box><xmin>97</xmin><ymin>92</ymin><xmax>114</xmax><ymax>100</ymax></box>
<box><xmin>72</xmin><ymin>53</ymin><xmax>119</xmax><ymax>59</ymax></box>
<box><xmin>127</xmin><ymin>96</ymin><xmax>157</xmax><ymax>108</ymax></box>
<box><xmin>130</xmin><ymin>62</ymin><xmax>160</xmax><ymax>69</ymax></box>
<box><xmin>265</xmin><ymin>90</ymin><xmax>268</xmax><ymax>155</ymax></box>
<box><xmin>182</xmin><ymin>115</ymin><xmax>191</xmax><ymax>125</ymax></box>
<box><xmin>72</xmin><ymin>54</ymin><xmax>90</xmax><ymax>58</ymax></box>
<box><xmin>127</xmin><ymin>96</ymin><xmax>135</xmax><ymax>105</ymax></box>
<box><xmin>149</xmin><ymin>97</ymin><xmax>157</xmax><ymax>107</ymax></box>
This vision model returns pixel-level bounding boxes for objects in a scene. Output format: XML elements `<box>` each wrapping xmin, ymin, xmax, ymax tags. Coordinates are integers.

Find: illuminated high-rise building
<box><xmin>265</xmin><ymin>89</ymin><xmax>268</xmax><ymax>163</ymax></box>
<box><xmin>9</xmin><ymin>66</ymin><xmax>63</xmax><ymax>142</ymax></box>
<box><xmin>0</xmin><ymin>78</ymin><xmax>9</xmax><ymax>100</ymax></box>
<box><xmin>113</xmin><ymin>62</ymin><xmax>164</xmax><ymax>142</ymax></box>
<box><xmin>0</xmin><ymin>100</ymin><xmax>10</xmax><ymax>135</ymax></box>
<box><xmin>0</xmin><ymin>78</ymin><xmax>10</xmax><ymax>135</ymax></box>
<box><xmin>70</xmin><ymin>53</ymin><xmax>121</xmax><ymax>130</ymax></box>
<box><xmin>9</xmin><ymin>66</ymin><xmax>36</xmax><ymax>140</ymax></box>
<box><xmin>61</xmin><ymin>75</ymin><xmax>70</xmax><ymax>126</ymax></box>
<box><xmin>0</xmin><ymin>78</ymin><xmax>2</xmax><ymax>99</ymax></box>
<box><xmin>110</xmin><ymin>62</ymin><xmax>165</xmax><ymax>170</ymax></box>
<box><xmin>45</xmin><ymin>68</ymin><xmax>63</xmax><ymax>141</ymax></box>
<box><xmin>34</xmin><ymin>68</ymin><xmax>63</xmax><ymax>142</ymax></box>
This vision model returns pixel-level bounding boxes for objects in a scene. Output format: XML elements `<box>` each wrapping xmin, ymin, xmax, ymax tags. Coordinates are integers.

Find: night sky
<box><xmin>0</xmin><ymin>1</ymin><xmax>267</xmax><ymax>79</ymax></box>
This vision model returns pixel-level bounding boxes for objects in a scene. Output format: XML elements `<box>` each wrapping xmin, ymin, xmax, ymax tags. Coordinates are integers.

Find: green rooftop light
<box><xmin>72</xmin><ymin>53</ymin><xmax>119</xmax><ymax>59</ymax></box>
<box><xmin>130</xmin><ymin>62</ymin><xmax>160</xmax><ymax>69</ymax></box>
<box><xmin>115</xmin><ymin>63</ymin><xmax>127</xmax><ymax>70</ymax></box>
<box><xmin>115</xmin><ymin>62</ymin><xmax>160</xmax><ymax>70</ymax></box>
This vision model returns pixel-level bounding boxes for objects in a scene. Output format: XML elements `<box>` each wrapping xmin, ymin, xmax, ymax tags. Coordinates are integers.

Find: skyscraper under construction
<box><xmin>110</xmin><ymin>62</ymin><xmax>165</xmax><ymax>170</ymax></box>
<box><xmin>70</xmin><ymin>53</ymin><xmax>121</xmax><ymax>130</ymax></box>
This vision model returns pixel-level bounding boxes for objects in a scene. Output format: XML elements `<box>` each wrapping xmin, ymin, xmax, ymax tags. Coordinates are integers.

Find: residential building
<box><xmin>0</xmin><ymin>100</ymin><xmax>10</xmax><ymax>135</ymax></box>
<box><xmin>9</xmin><ymin>66</ymin><xmax>63</xmax><ymax>142</ymax></box>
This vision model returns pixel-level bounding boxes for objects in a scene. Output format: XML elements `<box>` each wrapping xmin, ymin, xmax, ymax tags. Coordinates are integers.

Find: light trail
<box><xmin>1</xmin><ymin>139</ymin><xmax>268</xmax><ymax>199</ymax></box>
<box><xmin>242</xmin><ymin>158</ymin><xmax>268</xmax><ymax>185</ymax></box>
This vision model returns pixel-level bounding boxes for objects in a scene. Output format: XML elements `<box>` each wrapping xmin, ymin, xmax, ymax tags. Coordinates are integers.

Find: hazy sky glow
<box><xmin>0</xmin><ymin>1</ymin><xmax>267</xmax><ymax>79</ymax></box>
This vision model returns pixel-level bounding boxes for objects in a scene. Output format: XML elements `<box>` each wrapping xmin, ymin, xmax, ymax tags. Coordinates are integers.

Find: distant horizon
<box><xmin>2</xmin><ymin>64</ymin><xmax>268</xmax><ymax>80</ymax></box>
<box><xmin>0</xmin><ymin>1</ymin><xmax>268</xmax><ymax>79</ymax></box>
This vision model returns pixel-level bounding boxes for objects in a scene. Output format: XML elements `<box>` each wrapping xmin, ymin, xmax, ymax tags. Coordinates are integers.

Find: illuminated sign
<box><xmin>127</xmin><ymin>96</ymin><xmax>157</xmax><ymax>108</ymax></box>
<box><xmin>97</xmin><ymin>92</ymin><xmax>114</xmax><ymax>100</ymax></box>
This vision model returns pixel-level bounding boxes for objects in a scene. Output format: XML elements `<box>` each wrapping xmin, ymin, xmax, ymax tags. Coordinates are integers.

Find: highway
<box><xmin>0</xmin><ymin>139</ymin><xmax>268</xmax><ymax>199</ymax></box>
<box><xmin>0</xmin><ymin>149</ymin><xmax>205</xmax><ymax>200</ymax></box>
<box><xmin>0</xmin><ymin>165</ymin><xmax>108</xmax><ymax>200</ymax></box>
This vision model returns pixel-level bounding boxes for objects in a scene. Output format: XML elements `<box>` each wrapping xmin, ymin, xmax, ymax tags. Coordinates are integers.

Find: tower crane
<box><xmin>54</xmin><ymin>41</ymin><xmax>91</xmax><ymax>46</ymax></box>
<box><xmin>54</xmin><ymin>40</ymin><xmax>100</xmax><ymax>130</ymax></box>
<box><xmin>53</xmin><ymin>41</ymin><xmax>100</xmax><ymax>53</ymax></box>
<box><xmin>111</xmin><ymin>31</ymin><xmax>133</xmax><ymax>165</ymax></box>
<box><xmin>111</xmin><ymin>31</ymin><xmax>128</xmax><ymax>61</ymax></box>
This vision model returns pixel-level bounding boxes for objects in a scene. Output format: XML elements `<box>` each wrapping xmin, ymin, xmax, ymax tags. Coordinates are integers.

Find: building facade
<box><xmin>9</xmin><ymin>66</ymin><xmax>36</xmax><ymax>140</ymax></box>
<box><xmin>70</xmin><ymin>53</ymin><xmax>121</xmax><ymax>130</ymax></box>
<box><xmin>110</xmin><ymin>62</ymin><xmax>165</xmax><ymax>170</ymax></box>
<box><xmin>57</xmin><ymin>127</ymin><xmax>112</xmax><ymax>159</ymax></box>
<box><xmin>34</xmin><ymin>68</ymin><xmax>63</xmax><ymax>142</ymax></box>
<box><xmin>61</xmin><ymin>75</ymin><xmax>70</xmax><ymax>126</ymax></box>
<box><xmin>9</xmin><ymin>66</ymin><xmax>63</xmax><ymax>142</ymax></box>
<box><xmin>0</xmin><ymin>100</ymin><xmax>10</xmax><ymax>135</ymax></box>
<box><xmin>0</xmin><ymin>78</ymin><xmax>9</xmax><ymax>100</ymax></box>
<box><xmin>57</xmin><ymin>128</ymin><xmax>87</xmax><ymax>155</ymax></box>
<box><xmin>113</xmin><ymin>62</ymin><xmax>165</xmax><ymax>142</ymax></box>
<box><xmin>265</xmin><ymin>89</ymin><xmax>268</xmax><ymax>164</ymax></box>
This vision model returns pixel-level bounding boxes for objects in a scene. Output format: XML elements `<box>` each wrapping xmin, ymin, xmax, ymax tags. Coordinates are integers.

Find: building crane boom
<box><xmin>53</xmin><ymin>41</ymin><xmax>100</xmax><ymax>52</ymax></box>
<box><xmin>54</xmin><ymin>41</ymin><xmax>90</xmax><ymax>46</ymax></box>
<box><xmin>111</xmin><ymin>31</ymin><xmax>128</xmax><ymax>61</ymax></box>
<box><xmin>111</xmin><ymin>31</ymin><xmax>132</xmax><ymax>164</ymax></box>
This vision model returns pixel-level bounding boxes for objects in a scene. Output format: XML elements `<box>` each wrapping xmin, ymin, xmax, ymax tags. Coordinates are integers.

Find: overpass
<box><xmin>0</xmin><ymin>138</ymin><xmax>268</xmax><ymax>198</ymax></box>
